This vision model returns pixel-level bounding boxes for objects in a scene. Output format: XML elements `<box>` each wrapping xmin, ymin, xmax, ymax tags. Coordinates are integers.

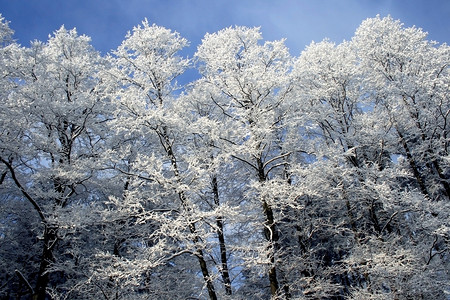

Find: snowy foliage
<box><xmin>0</xmin><ymin>15</ymin><xmax>449</xmax><ymax>300</ymax></box>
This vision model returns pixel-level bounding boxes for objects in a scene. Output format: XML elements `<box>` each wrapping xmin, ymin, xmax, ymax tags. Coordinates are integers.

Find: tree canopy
<box><xmin>0</xmin><ymin>14</ymin><xmax>449</xmax><ymax>300</ymax></box>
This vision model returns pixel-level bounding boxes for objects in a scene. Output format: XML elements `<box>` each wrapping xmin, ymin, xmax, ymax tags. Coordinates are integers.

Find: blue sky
<box><xmin>1</xmin><ymin>0</ymin><xmax>448</xmax><ymax>57</ymax></box>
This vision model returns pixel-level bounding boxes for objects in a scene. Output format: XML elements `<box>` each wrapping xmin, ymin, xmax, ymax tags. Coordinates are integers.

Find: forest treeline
<box><xmin>0</xmin><ymin>14</ymin><xmax>449</xmax><ymax>299</ymax></box>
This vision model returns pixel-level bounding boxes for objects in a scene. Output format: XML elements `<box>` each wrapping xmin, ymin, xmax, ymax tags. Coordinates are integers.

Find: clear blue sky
<box><xmin>0</xmin><ymin>0</ymin><xmax>448</xmax><ymax>56</ymax></box>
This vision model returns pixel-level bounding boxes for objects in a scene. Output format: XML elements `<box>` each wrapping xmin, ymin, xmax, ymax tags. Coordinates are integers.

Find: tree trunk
<box><xmin>397</xmin><ymin>129</ymin><xmax>430</xmax><ymax>197</ymax></box>
<box><xmin>34</xmin><ymin>225</ymin><xmax>58</xmax><ymax>300</ymax></box>
<box><xmin>212</xmin><ymin>175</ymin><xmax>232</xmax><ymax>295</ymax></box>
<box><xmin>257</xmin><ymin>158</ymin><xmax>283</xmax><ymax>298</ymax></box>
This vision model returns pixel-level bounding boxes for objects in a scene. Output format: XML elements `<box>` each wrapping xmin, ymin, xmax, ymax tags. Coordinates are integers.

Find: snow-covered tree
<box><xmin>95</xmin><ymin>20</ymin><xmax>226</xmax><ymax>299</ymax></box>
<box><xmin>195</xmin><ymin>26</ymin><xmax>300</xmax><ymax>299</ymax></box>
<box><xmin>354</xmin><ymin>15</ymin><xmax>450</xmax><ymax>201</ymax></box>
<box><xmin>0</xmin><ymin>24</ymin><xmax>107</xmax><ymax>299</ymax></box>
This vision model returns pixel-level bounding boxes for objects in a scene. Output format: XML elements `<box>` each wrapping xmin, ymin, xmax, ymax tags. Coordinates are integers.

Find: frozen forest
<box><xmin>0</xmin><ymin>14</ymin><xmax>449</xmax><ymax>299</ymax></box>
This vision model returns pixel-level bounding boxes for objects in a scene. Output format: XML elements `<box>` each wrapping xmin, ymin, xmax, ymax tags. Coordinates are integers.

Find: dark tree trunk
<box><xmin>34</xmin><ymin>225</ymin><xmax>58</xmax><ymax>300</ymax></box>
<box><xmin>397</xmin><ymin>129</ymin><xmax>430</xmax><ymax>197</ymax></box>
<box><xmin>257</xmin><ymin>157</ymin><xmax>283</xmax><ymax>298</ymax></box>
<box><xmin>212</xmin><ymin>175</ymin><xmax>232</xmax><ymax>295</ymax></box>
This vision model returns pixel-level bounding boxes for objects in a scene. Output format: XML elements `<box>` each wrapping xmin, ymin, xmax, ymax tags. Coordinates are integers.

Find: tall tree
<box><xmin>353</xmin><ymin>15</ymin><xmax>450</xmax><ymax>201</ymax></box>
<box><xmin>195</xmin><ymin>26</ymin><xmax>297</xmax><ymax>299</ymax></box>
<box><xmin>0</xmin><ymin>25</ymin><xmax>106</xmax><ymax>299</ymax></box>
<box><xmin>100</xmin><ymin>19</ymin><xmax>222</xmax><ymax>299</ymax></box>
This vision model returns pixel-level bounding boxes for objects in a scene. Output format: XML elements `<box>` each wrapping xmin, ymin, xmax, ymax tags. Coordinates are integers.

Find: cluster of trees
<box><xmin>0</xmin><ymin>14</ymin><xmax>449</xmax><ymax>299</ymax></box>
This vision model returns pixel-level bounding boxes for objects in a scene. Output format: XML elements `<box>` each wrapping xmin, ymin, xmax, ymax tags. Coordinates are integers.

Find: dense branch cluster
<box><xmin>0</xmin><ymin>15</ymin><xmax>449</xmax><ymax>299</ymax></box>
